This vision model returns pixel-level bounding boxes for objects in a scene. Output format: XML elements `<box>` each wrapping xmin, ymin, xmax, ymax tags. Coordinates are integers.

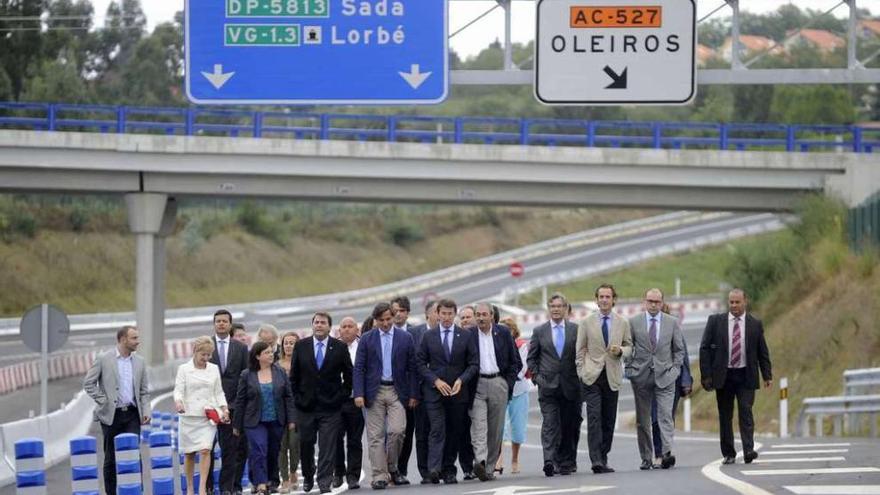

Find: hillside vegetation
<box><xmin>0</xmin><ymin>197</ymin><xmax>651</xmax><ymax>317</ymax></box>
<box><xmin>683</xmin><ymin>197</ymin><xmax>880</xmax><ymax>435</ymax></box>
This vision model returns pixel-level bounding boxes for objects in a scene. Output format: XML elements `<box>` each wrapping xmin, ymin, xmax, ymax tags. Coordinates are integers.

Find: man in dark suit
<box><xmin>416</xmin><ymin>298</ymin><xmax>479</xmax><ymax>484</ymax></box>
<box><xmin>354</xmin><ymin>302</ymin><xmax>419</xmax><ymax>489</ymax></box>
<box><xmin>699</xmin><ymin>289</ymin><xmax>772</xmax><ymax>465</ymax></box>
<box><xmin>290</xmin><ymin>312</ymin><xmax>353</xmax><ymax>493</ymax></box>
<box><xmin>467</xmin><ymin>302</ymin><xmax>521</xmax><ymax>482</ymax></box>
<box><xmin>527</xmin><ymin>293</ymin><xmax>583</xmax><ymax>477</ymax></box>
<box><xmin>334</xmin><ymin>316</ymin><xmax>364</xmax><ymax>490</ymax></box>
<box><xmin>208</xmin><ymin>309</ymin><xmax>249</xmax><ymax>495</ymax></box>
<box><xmin>400</xmin><ymin>299</ymin><xmax>437</xmax><ymax>483</ymax></box>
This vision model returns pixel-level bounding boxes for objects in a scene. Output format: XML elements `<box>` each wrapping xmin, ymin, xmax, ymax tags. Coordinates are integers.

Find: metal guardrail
<box><xmin>844</xmin><ymin>367</ymin><xmax>880</xmax><ymax>395</ymax></box>
<box><xmin>797</xmin><ymin>395</ymin><xmax>880</xmax><ymax>438</ymax></box>
<box><xmin>797</xmin><ymin>367</ymin><xmax>880</xmax><ymax>438</ymax></box>
<box><xmin>0</xmin><ymin>211</ymin><xmax>715</xmax><ymax>339</ymax></box>
<box><xmin>2</xmin><ymin>101</ymin><xmax>880</xmax><ymax>152</ymax></box>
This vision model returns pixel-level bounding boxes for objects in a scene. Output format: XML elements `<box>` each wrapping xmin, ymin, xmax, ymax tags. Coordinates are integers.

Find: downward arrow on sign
<box><xmin>399</xmin><ymin>64</ymin><xmax>432</xmax><ymax>89</ymax></box>
<box><xmin>603</xmin><ymin>66</ymin><xmax>627</xmax><ymax>89</ymax></box>
<box><xmin>202</xmin><ymin>64</ymin><xmax>235</xmax><ymax>90</ymax></box>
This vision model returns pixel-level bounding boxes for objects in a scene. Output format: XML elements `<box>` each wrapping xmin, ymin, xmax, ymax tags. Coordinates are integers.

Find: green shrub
<box><xmin>235</xmin><ymin>201</ymin><xmax>288</xmax><ymax>246</ymax></box>
<box><xmin>385</xmin><ymin>220</ymin><xmax>424</xmax><ymax>247</ymax></box>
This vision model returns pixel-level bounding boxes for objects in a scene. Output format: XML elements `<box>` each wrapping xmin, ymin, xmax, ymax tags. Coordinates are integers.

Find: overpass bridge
<box><xmin>1</xmin><ymin>103</ymin><xmax>879</xmax><ymax>365</ymax></box>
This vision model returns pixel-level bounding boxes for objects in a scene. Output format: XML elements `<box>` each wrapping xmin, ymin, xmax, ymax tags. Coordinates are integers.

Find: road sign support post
<box><xmin>40</xmin><ymin>304</ymin><xmax>48</xmax><ymax>416</ymax></box>
<box><xmin>780</xmin><ymin>377</ymin><xmax>789</xmax><ymax>438</ymax></box>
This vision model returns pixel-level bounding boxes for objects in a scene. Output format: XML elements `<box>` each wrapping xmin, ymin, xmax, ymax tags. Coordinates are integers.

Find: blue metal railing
<box><xmin>1</xmin><ymin>101</ymin><xmax>878</xmax><ymax>153</ymax></box>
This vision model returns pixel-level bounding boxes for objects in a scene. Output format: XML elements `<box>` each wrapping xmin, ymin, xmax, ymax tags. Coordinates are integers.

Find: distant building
<box><xmin>720</xmin><ymin>35</ymin><xmax>780</xmax><ymax>62</ymax></box>
<box><xmin>857</xmin><ymin>19</ymin><xmax>880</xmax><ymax>39</ymax></box>
<box><xmin>696</xmin><ymin>44</ymin><xmax>717</xmax><ymax>67</ymax></box>
<box><xmin>783</xmin><ymin>29</ymin><xmax>846</xmax><ymax>54</ymax></box>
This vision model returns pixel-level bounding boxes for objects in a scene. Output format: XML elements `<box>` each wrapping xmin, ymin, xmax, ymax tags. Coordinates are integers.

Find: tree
<box><xmin>20</xmin><ymin>56</ymin><xmax>91</xmax><ymax>103</ymax></box>
<box><xmin>0</xmin><ymin>0</ymin><xmax>44</xmax><ymax>99</ymax></box>
<box><xmin>698</xmin><ymin>18</ymin><xmax>728</xmax><ymax>49</ymax></box>
<box><xmin>770</xmin><ymin>85</ymin><xmax>856</xmax><ymax>124</ymax></box>
<box><xmin>42</xmin><ymin>0</ymin><xmax>95</xmax><ymax>69</ymax></box>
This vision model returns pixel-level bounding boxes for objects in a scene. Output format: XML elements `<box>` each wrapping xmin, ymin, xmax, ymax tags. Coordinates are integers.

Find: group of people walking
<box><xmin>83</xmin><ymin>285</ymin><xmax>772</xmax><ymax>495</ymax></box>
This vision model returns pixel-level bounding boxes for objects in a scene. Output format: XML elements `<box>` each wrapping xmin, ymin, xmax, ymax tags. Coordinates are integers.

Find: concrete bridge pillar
<box><xmin>125</xmin><ymin>193</ymin><xmax>177</xmax><ymax>366</ymax></box>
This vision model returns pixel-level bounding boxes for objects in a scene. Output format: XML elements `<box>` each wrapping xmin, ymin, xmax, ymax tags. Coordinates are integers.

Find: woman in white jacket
<box><xmin>174</xmin><ymin>336</ymin><xmax>229</xmax><ymax>495</ymax></box>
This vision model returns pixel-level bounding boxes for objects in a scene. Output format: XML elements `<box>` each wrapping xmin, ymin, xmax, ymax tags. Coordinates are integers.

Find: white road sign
<box><xmin>535</xmin><ymin>0</ymin><xmax>696</xmax><ymax>105</ymax></box>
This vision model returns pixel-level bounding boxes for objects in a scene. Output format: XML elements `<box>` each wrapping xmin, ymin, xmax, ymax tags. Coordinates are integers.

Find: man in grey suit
<box><xmin>527</xmin><ymin>293</ymin><xmax>583</xmax><ymax>477</ymax></box>
<box><xmin>626</xmin><ymin>288</ymin><xmax>685</xmax><ymax>470</ymax></box>
<box><xmin>83</xmin><ymin>326</ymin><xmax>151</xmax><ymax>495</ymax></box>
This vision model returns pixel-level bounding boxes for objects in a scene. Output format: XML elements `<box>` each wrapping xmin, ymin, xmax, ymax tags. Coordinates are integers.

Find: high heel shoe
<box><xmin>511</xmin><ymin>462</ymin><xmax>521</xmax><ymax>474</ymax></box>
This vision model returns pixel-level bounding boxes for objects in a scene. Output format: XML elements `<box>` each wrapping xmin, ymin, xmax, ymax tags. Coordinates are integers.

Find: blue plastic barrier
<box><xmin>69</xmin><ymin>436</ymin><xmax>99</xmax><ymax>495</ymax></box>
<box><xmin>113</xmin><ymin>433</ymin><xmax>141</xmax><ymax>495</ymax></box>
<box><xmin>149</xmin><ymin>431</ymin><xmax>175</xmax><ymax>495</ymax></box>
<box><xmin>14</xmin><ymin>438</ymin><xmax>45</xmax><ymax>495</ymax></box>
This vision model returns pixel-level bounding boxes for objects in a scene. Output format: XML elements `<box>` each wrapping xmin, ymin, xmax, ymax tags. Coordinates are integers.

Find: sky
<box><xmin>91</xmin><ymin>0</ymin><xmax>872</xmax><ymax>59</ymax></box>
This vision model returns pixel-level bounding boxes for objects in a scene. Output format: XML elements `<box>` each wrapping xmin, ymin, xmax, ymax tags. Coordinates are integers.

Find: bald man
<box><xmin>334</xmin><ymin>316</ymin><xmax>364</xmax><ymax>489</ymax></box>
<box><xmin>626</xmin><ymin>289</ymin><xmax>685</xmax><ymax>470</ymax></box>
<box><xmin>699</xmin><ymin>289</ymin><xmax>772</xmax><ymax>465</ymax></box>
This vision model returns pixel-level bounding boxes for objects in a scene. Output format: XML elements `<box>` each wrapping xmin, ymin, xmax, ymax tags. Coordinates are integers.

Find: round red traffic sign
<box><xmin>509</xmin><ymin>261</ymin><xmax>525</xmax><ymax>278</ymax></box>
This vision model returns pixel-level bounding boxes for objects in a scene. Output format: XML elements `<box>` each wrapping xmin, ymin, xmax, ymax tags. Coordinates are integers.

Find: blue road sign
<box><xmin>185</xmin><ymin>0</ymin><xmax>448</xmax><ymax>104</ymax></box>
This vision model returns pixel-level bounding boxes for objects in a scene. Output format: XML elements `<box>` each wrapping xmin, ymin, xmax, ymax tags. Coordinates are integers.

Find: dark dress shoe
<box><xmin>420</xmin><ymin>478</ymin><xmax>432</xmax><ymax>485</ymax></box>
<box><xmin>319</xmin><ymin>487</ymin><xmax>332</xmax><ymax>494</ymax></box>
<box><xmin>333</xmin><ymin>475</ymin><xmax>344</xmax><ymax>488</ymax></box>
<box><xmin>347</xmin><ymin>476</ymin><xmax>361</xmax><ymax>489</ymax></box>
<box><xmin>474</xmin><ymin>461</ymin><xmax>490</xmax><ymax>482</ymax></box>
<box><xmin>302</xmin><ymin>479</ymin><xmax>314</xmax><ymax>492</ymax></box>
<box><xmin>370</xmin><ymin>480</ymin><xmax>387</xmax><ymax>490</ymax></box>
<box><xmin>744</xmin><ymin>451</ymin><xmax>759</xmax><ymax>464</ymax></box>
<box><xmin>723</xmin><ymin>456</ymin><xmax>736</xmax><ymax>465</ymax></box>
<box><xmin>559</xmin><ymin>467</ymin><xmax>573</xmax><ymax>475</ymax></box>
<box><xmin>391</xmin><ymin>472</ymin><xmax>409</xmax><ymax>485</ymax></box>
<box><xmin>443</xmin><ymin>475</ymin><xmax>458</xmax><ymax>484</ymax></box>
<box><xmin>462</xmin><ymin>471</ymin><xmax>476</xmax><ymax>481</ymax></box>
<box><xmin>543</xmin><ymin>462</ymin><xmax>556</xmax><ymax>477</ymax></box>
<box><xmin>593</xmin><ymin>465</ymin><xmax>615</xmax><ymax>474</ymax></box>
<box><xmin>640</xmin><ymin>460</ymin><xmax>654</xmax><ymax>470</ymax></box>
<box><xmin>428</xmin><ymin>471</ymin><xmax>440</xmax><ymax>484</ymax></box>
<box><xmin>661</xmin><ymin>453</ymin><xmax>676</xmax><ymax>469</ymax></box>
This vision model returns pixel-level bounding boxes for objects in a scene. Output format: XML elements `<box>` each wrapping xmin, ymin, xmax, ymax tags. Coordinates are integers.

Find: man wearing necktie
<box><xmin>415</xmin><ymin>299</ymin><xmax>479</xmax><ymax>485</ymax></box>
<box><xmin>626</xmin><ymin>289</ymin><xmax>685</xmax><ymax>470</ymax></box>
<box><xmin>699</xmin><ymin>289</ymin><xmax>772</xmax><ymax>465</ymax></box>
<box><xmin>290</xmin><ymin>312</ymin><xmax>353</xmax><ymax>493</ymax></box>
<box><xmin>208</xmin><ymin>309</ymin><xmax>249</xmax><ymax>494</ymax></box>
<box><xmin>526</xmin><ymin>293</ymin><xmax>583</xmax><ymax>477</ymax></box>
<box><xmin>353</xmin><ymin>303</ymin><xmax>419</xmax><ymax>489</ymax></box>
<box><xmin>575</xmin><ymin>284</ymin><xmax>633</xmax><ymax>474</ymax></box>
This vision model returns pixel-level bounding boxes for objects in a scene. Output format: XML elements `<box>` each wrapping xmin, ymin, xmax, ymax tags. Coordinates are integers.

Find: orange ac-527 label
<box><xmin>570</xmin><ymin>6</ymin><xmax>663</xmax><ymax>28</ymax></box>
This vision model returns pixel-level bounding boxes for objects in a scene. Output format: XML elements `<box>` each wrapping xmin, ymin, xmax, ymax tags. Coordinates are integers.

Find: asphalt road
<box><xmin>10</xmin><ymin>386</ymin><xmax>879</xmax><ymax>495</ymax></box>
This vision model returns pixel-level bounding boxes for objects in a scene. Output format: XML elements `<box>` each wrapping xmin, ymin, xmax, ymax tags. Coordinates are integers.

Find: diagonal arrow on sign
<box><xmin>603</xmin><ymin>66</ymin><xmax>628</xmax><ymax>89</ymax></box>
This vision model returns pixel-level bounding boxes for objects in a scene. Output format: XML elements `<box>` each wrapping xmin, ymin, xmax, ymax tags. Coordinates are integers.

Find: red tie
<box><xmin>730</xmin><ymin>318</ymin><xmax>742</xmax><ymax>367</ymax></box>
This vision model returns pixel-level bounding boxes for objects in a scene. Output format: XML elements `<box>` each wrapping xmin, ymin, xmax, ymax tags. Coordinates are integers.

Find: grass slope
<box><xmin>0</xmin><ymin>208</ymin><xmax>649</xmax><ymax>317</ymax></box>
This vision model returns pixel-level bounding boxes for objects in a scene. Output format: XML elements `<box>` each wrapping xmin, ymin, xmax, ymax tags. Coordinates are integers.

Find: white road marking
<box><xmin>743</xmin><ymin>468</ymin><xmax>880</xmax><ymax>476</ymax></box>
<box><xmin>773</xmin><ymin>443</ymin><xmax>851</xmax><ymax>449</ymax></box>
<box><xmin>701</xmin><ymin>444</ymin><xmax>773</xmax><ymax>495</ymax></box>
<box><xmin>784</xmin><ymin>486</ymin><xmax>880</xmax><ymax>494</ymax></box>
<box><xmin>762</xmin><ymin>450</ymin><xmax>849</xmax><ymax>455</ymax></box>
<box><xmin>753</xmin><ymin>457</ymin><xmax>846</xmax><ymax>464</ymax></box>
